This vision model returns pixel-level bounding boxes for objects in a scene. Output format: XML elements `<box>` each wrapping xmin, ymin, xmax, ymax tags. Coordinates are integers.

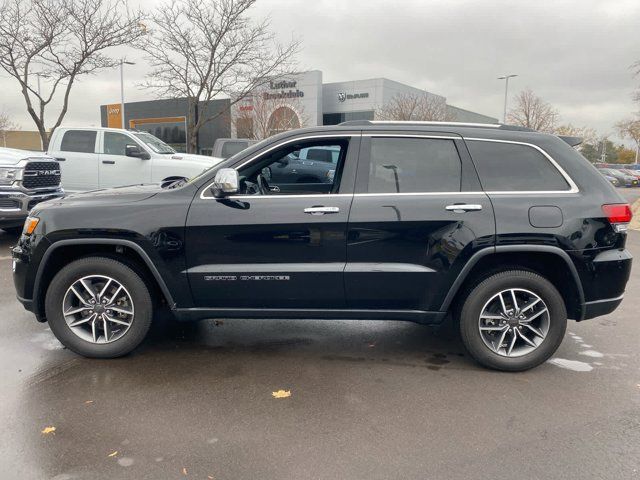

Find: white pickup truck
<box><xmin>48</xmin><ymin>127</ymin><xmax>224</xmax><ymax>192</ymax></box>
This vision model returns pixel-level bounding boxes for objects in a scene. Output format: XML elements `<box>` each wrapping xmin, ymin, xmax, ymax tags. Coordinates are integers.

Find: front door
<box><xmin>98</xmin><ymin>131</ymin><xmax>152</xmax><ymax>188</ymax></box>
<box><xmin>345</xmin><ymin>133</ymin><xmax>495</xmax><ymax>312</ymax></box>
<box><xmin>185</xmin><ymin>133</ymin><xmax>360</xmax><ymax>309</ymax></box>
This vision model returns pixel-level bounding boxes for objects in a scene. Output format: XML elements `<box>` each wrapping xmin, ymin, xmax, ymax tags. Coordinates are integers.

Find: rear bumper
<box><xmin>582</xmin><ymin>294</ymin><xmax>624</xmax><ymax>320</ymax></box>
<box><xmin>578</xmin><ymin>248</ymin><xmax>632</xmax><ymax>320</ymax></box>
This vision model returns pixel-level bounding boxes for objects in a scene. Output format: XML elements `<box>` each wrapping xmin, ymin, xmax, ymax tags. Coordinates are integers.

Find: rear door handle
<box><xmin>445</xmin><ymin>204</ymin><xmax>483</xmax><ymax>212</ymax></box>
<box><xmin>304</xmin><ymin>206</ymin><xmax>340</xmax><ymax>215</ymax></box>
<box><xmin>102</xmin><ymin>160</ymin><xmax>116</xmax><ymax>165</ymax></box>
<box><xmin>55</xmin><ymin>157</ymin><xmax>66</xmax><ymax>162</ymax></box>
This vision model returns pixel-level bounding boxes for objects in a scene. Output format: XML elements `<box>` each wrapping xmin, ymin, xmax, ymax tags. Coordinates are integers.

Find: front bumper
<box><xmin>0</xmin><ymin>189</ymin><xmax>64</xmax><ymax>227</ymax></box>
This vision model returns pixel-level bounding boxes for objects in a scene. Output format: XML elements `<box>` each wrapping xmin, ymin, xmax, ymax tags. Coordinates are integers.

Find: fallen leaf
<box><xmin>208</xmin><ymin>476</ymin><xmax>215</xmax><ymax>480</ymax></box>
<box><xmin>108</xmin><ymin>451</ymin><xmax>118</xmax><ymax>457</ymax></box>
<box><xmin>272</xmin><ymin>389</ymin><xmax>291</xmax><ymax>399</ymax></box>
<box><xmin>368</xmin><ymin>343</ymin><xmax>376</xmax><ymax>348</ymax></box>
<box><xmin>182</xmin><ymin>467</ymin><xmax>188</xmax><ymax>475</ymax></box>
<box><xmin>84</xmin><ymin>400</ymin><xmax>94</xmax><ymax>405</ymax></box>
<box><xmin>41</xmin><ymin>426</ymin><xmax>56</xmax><ymax>435</ymax></box>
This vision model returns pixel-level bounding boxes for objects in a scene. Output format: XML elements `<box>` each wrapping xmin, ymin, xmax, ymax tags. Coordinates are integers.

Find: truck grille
<box><xmin>22</xmin><ymin>161</ymin><xmax>61</xmax><ymax>189</ymax></box>
<box><xmin>0</xmin><ymin>199</ymin><xmax>20</xmax><ymax>209</ymax></box>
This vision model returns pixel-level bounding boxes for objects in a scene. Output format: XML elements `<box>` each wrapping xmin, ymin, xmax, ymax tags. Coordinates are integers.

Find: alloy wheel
<box><xmin>478</xmin><ymin>288</ymin><xmax>550</xmax><ymax>357</ymax></box>
<box><xmin>62</xmin><ymin>275</ymin><xmax>135</xmax><ymax>344</ymax></box>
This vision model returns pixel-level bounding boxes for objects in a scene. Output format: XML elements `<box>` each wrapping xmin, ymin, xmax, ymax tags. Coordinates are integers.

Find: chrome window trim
<box><xmin>463</xmin><ymin>137</ymin><xmax>579</xmax><ymax>194</ymax></box>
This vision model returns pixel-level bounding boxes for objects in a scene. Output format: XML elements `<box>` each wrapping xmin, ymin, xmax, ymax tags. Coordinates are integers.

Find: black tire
<box><xmin>458</xmin><ymin>270</ymin><xmax>567</xmax><ymax>372</ymax></box>
<box><xmin>45</xmin><ymin>256</ymin><xmax>153</xmax><ymax>358</ymax></box>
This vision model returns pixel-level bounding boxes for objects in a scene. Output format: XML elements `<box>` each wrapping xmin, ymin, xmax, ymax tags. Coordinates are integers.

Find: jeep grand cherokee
<box><xmin>12</xmin><ymin>121</ymin><xmax>633</xmax><ymax>371</ymax></box>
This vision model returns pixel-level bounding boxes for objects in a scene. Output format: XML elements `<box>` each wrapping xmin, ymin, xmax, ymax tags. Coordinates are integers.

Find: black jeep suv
<box><xmin>12</xmin><ymin>121</ymin><xmax>633</xmax><ymax>371</ymax></box>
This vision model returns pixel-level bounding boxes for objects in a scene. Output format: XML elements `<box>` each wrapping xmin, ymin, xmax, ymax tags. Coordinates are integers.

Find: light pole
<box><xmin>120</xmin><ymin>59</ymin><xmax>135</xmax><ymax>129</ymax></box>
<box><xmin>498</xmin><ymin>74</ymin><xmax>518</xmax><ymax>124</ymax></box>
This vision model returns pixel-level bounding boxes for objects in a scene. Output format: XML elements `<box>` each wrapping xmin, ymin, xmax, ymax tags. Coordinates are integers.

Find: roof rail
<box><xmin>338</xmin><ymin>120</ymin><xmax>535</xmax><ymax>132</ymax></box>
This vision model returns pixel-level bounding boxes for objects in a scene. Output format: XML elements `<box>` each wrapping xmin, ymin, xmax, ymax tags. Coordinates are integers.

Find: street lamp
<box><xmin>120</xmin><ymin>59</ymin><xmax>135</xmax><ymax>129</ymax></box>
<box><xmin>498</xmin><ymin>74</ymin><xmax>518</xmax><ymax>124</ymax></box>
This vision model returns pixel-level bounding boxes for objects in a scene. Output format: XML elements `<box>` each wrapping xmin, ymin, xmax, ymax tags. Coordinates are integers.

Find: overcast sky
<box><xmin>1</xmin><ymin>0</ymin><xmax>639</xmax><ymax>142</ymax></box>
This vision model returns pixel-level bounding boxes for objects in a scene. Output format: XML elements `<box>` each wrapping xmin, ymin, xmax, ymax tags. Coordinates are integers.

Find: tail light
<box><xmin>602</xmin><ymin>204</ymin><xmax>632</xmax><ymax>232</ymax></box>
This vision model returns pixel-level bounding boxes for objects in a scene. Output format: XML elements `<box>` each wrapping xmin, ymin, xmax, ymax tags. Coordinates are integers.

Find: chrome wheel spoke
<box><xmin>495</xmin><ymin>328</ymin><xmax>510</xmax><ymax>352</ymax></box>
<box><xmin>521</xmin><ymin>308</ymin><xmax>548</xmax><ymax>324</ymax></box>
<box><xmin>506</xmin><ymin>330</ymin><xmax>517</xmax><ymax>355</ymax></box>
<box><xmin>480</xmin><ymin>313</ymin><xmax>504</xmax><ymax>320</ymax></box>
<box><xmin>516</xmin><ymin>328</ymin><xmax>537</xmax><ymax>347</ymax></box>
<box><xmin>108</xmin><ymin>305</ymin><xmax>133</xmax><ymax>316</ymax></box>
<box><xmin>510</xmin><ymin>289</ymin><xmax>519</xmax><ymax>311</ymax></box>
<box><xmin>105</xmin><ymin>314</ymin><xmax>130</xmax><ymax>326</ymax></box>
<box><xmin>498</xmin><ymin>292</ymin><xmax>508</xmax><ymax>316</ymax></box>
<box><xmin>98</xmin><ymin>279</ymin><xmax>112</xmax><ymax>300</ymax></box>
<box><xmin>523</xmin><ymin>323</ymin><xmax>545</xmax><ymax>339</ymax></box>
<box><xmin>520</xmin><ymin>298</ymin><xmax>541</xmax><ymax>314</ymax></box>
<box><xmin>69</xmin><ymin>312</ymin><xmax>97</xmax><ymax>328</ymax></box>
<box><xmin>63</xmin><ymin>275</ymin><xmax>135</xmax><ymax>344</ymax></box>
<box><xmin>64</xmin><ymin>305</ymin><xmax>92</xmax><ymax>316</ymax></box>
<box><xmin>480</xmin><ymin>325</ymin><xmax>508</xmax><ymax>332</ymax></box>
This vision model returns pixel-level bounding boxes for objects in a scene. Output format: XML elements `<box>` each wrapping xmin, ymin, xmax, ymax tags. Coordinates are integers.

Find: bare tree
<box><xmin>232</xmin><ymin>88</ymin><xmax>307</xmax><ymax>140</ymax></box>
<box><xmin>615</xmin><ymin>118</ymin><xmax>640</xmax><ymax>163</ymax></box>
<box><xmin>0</xmin><ymin>109</ymin><xmax>19</xmax><ymax>147</ymax></box>
<box><xmin>139</xmin><ymin>0</ymin><xmax>299</xmax><ymax>153</ymax></box>
<box><xmin>376</xmin><ymin>92</ymin><xmax>452</xmax><ymax>121</ymax></box>
<box><xmin>507</xmin><ymin>88</ymin><xmax>558</xmax><ymax>132</ymax></box>
<box><xmin>0</xmin><ymin>0</ymin><xmax>146</xmax><ymax>150</ymax></box>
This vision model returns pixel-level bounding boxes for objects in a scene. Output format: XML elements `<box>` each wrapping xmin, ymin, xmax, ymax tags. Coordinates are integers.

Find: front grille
<box><xmin>0</xmin><ymin>199</ymin><xmax>20</xmax><ymax>209</ymax></box>
<box><xmin>22</xmin><ymin>161</ymin><xmax>61</xmax><ymax>189</ymax></box>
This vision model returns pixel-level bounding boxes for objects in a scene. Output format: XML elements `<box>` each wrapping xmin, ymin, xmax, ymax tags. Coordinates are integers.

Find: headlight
<box><xmin>0</xmin><ymin>166</ymin><xmax>23</xmax><ymax>185</ymax></box>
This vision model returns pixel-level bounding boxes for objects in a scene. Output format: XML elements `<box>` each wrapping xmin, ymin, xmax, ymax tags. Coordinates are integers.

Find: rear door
<box><xmin>98</xmin><ymin>131</ymin><xmax>152</xmax><ymax>188</ymax></box>
<box><xmin>49</xmin><ymin>129</ymin><xmax>99</xmax><ymax>192</ymax></box>
<box><xmin>345</xmin><ymin>132</ymin><xmax>495</xmax><ymax>312</ymax></box>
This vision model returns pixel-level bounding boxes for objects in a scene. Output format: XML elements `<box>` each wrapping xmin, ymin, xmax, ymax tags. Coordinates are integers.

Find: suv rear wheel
<box><xmin>45</xmin><ymin>257</ymin><xmax>153</xmax><ymax>358</ymax></box>
<box><xmin>458</xmin><ymin>270</ymin><xmax>567</xmax><ymax>371</ymax></box>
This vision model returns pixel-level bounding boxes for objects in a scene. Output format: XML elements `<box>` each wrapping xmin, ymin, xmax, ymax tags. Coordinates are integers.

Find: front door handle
<box><xmin>445</xmin><ymin>204</ymin><xmax>483</xmax><ymax>212</ymax></box>
<box><xmin>102</xmin><ymin>160</ymin><xmax>116</xmax><ymax>165</ymax></box>
<box><xmin>304</xmin><ymin>206</ymin><xmax>340</xmax><ymax>215</ymax></box>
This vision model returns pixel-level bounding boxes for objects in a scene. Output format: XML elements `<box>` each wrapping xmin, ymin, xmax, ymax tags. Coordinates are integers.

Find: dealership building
<box><xmin>100</xmin><ymin>70</ymin><xmax>497</xmax><ymax>153</ymax></box>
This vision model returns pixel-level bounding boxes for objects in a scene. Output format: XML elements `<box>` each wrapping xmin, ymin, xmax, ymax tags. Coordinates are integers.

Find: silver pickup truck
<box><xmin>0</xmin><ymin>147</ymin><xmax>64</xmax><ymax>233</ymax></box>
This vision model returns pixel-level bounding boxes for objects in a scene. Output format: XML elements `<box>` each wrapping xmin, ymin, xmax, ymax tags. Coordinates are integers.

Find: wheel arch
<box><xmin>442</xmin><ymin>245</ymin><xmax>585</xmax><ymax>321</ymax></box>
<box><xmin>33</xmin><ymin>239</ymin><xmax>175</xmax><ymax>321</ymax></box>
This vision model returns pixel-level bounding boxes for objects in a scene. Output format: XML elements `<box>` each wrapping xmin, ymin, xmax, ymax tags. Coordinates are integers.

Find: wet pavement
<box><xmin>0</xmin><ymin>229</ymin><xmax>638</xmax><ymax>480</ymax></box>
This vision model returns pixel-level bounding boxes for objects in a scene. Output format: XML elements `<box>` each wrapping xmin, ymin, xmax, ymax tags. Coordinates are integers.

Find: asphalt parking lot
<box><xmin>0</xmin><ymin>198</ymin><xmax>638</xmax><ymax>479</ymax></box>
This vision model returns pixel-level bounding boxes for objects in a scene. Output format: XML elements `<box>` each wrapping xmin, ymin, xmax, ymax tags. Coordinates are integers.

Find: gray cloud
<box><xmin>1</xmin><ymin>0</ymin><xmax>639</xmax><ymax>142</ymax></box>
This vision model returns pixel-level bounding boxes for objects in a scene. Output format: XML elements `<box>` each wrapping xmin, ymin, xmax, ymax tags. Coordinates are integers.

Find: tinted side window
<box><xmin>221</xmin><ymin>141</ymin><xmax>249</xmax><ymax>158</ymax></box>
<box><xmin>367</xmin><ymin>138</ymin><xmax>461</xmax><ymax>193</ymax></box>
<box><xmin>104</xmin><ymin>132</ymin><xmax>138</xmax><ymax>155</ymax></box>
<box><xmin>60</xmin><ymin>130</ymin><xmax>97</xmax><ymax>153</ymax></box>
<box><xmin>467</xmin><ymin>140</ymin><xmax>570</xmax><ymax>191</ymax></box>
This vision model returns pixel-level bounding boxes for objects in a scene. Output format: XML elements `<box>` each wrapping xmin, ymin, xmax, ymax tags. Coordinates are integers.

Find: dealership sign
<box><xmin>337</xmin><ymin>92</ymin><xmax>369</xmax><ymax>102</ymax></box>
<box><xmin>263</xmin><ymin>79</ymin><xmax>305</xmax><ymax>100</ymax></box>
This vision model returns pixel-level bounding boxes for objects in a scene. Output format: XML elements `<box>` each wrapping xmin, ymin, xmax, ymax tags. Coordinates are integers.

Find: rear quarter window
<box><xmin>467</xmin><ymin>140</ymin><xmax>570</xmax><ymax>192</ymax></box>
<box><xmin>60</xmin><ymin>130</ymin><xmax>97</xmax><ymax>153</ymax></box>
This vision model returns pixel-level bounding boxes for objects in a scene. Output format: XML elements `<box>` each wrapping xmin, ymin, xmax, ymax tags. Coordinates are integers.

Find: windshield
<box><xmin>133</xmin><ymin>132</ymin><xmax>176</xmax><ymax>154</ymax></box>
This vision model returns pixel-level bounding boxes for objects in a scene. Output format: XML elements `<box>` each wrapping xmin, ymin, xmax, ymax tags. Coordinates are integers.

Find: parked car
<box><xmin>618</xmin><ymin>168</ymin><xmax>640</xmax><ymax>180</ymax></box>
<box><xmin>598</xmin><ymin>170</ymin><xmax>620</xmax><ymax>187</ymax></box>
<box><xmin>47</xmin><ymin>127</ymin><xmax>224</xmax><ymax>192</ymax></box>
<box><xmin>13</xmin><ymin>121</ymin><xmax>633</xmax><ymax>371</ymax></box>
<box><xmin>598</xmin><ymin>167</ymin><xmax>638</xmax><ymax>187</ymax></box>
<box><xmin>0</xmin><ymin>147</ymin><xmax>64</xmax><ymax>234</ymax></box>
<box><xmin>212</xmin><ymin>138</ymin><xmax>258</xmax><ymax>159</ymax></box>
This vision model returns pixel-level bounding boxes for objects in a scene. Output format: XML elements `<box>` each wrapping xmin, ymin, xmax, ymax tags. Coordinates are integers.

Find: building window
<box><xmin>323</xmin><ymin>110</ymin><xmax>374</xmax><ymax>126</ymax></box>
<box><xmin>268</xmin><ymin>106</ymin><xmax>301</xmax><ymax>136</ymax></box>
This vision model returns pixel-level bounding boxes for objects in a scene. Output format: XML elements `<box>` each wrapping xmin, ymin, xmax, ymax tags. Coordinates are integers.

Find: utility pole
<box><xmin>120</xmin><ymin>59</ymin><xmax>135</xmax><ymax>129</ymax></box>
<box><xmin>498</xmin><ymin>74</ymin><xmax>518</xmax><ymax>123</ymax></box>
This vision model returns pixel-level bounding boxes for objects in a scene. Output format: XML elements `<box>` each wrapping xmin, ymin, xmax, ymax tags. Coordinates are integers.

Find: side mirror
<box><xmin>211</xmin><ymin>168</ymin><xmax>239</xmax><ymax>198</ymax></box>
<box><xmin>276</xmin><ymin>155</ymin><xmax>290</xmax><ymax>166</ymax></box>
<box><xmin>126</xmin><ymin>144</ymin><xmax>151</xmax><ymax>160</ymax></box>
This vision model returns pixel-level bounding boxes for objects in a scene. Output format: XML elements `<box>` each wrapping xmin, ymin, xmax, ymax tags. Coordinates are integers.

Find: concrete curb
<box><xmin>631</xmin><ymin>199</ymin><xmax>640</xmax><ymax>231</ymax></box>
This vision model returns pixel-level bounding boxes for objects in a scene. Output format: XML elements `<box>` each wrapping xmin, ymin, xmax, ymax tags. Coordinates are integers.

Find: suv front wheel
<box><xmin>45</xmin><ymin>257</ymin><xmax>153</xmax><ymax>358</ymax></box>
<box><xmin>458</xmin><ymin>270</ymin><xmax>567</xmax><ymax>371</ymax></box>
